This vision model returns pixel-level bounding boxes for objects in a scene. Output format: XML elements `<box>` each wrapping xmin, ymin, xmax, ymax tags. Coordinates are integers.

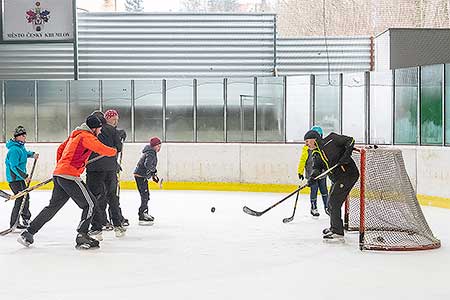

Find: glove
<box><xmin>152</xmin><ymin>174</ymin><xmax>159</xmax><ymax>184</ymax></box>
<box><xmin>338</xmin><ymin>156</ymin><xmax>351</xmax><ymax>166</ymax></box>
<box><xmin>298</xmin><ymin>173</ymin><xmax>304</xmax><ymax>180</ymax></box>
<box><xmin>117</xmin><ymin>129</ymin><xmax>127</xmax><ymax>141</ymax></box>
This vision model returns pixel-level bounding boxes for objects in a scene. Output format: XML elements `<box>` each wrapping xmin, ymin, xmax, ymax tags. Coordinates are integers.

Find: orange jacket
<box><xmin>54</xmin><ymin>124</ymin><xmax>117</xmax><ymax>177</ymax></box>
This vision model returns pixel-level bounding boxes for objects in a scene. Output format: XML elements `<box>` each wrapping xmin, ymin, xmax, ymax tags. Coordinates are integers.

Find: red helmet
<box><xmin>104</xmin><ymin>109</ymin><xmax>119</xmax><ymax>120</ymax></box>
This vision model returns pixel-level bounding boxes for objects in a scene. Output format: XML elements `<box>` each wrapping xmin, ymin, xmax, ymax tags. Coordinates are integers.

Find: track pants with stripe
<box><xmin>27</xmin><ymin>175</ymin><xmax>95</xmax><ymax>235</ymax></box>
<box><xmin>328</xmin><ymin>168</ymin><xmax>359</xmax><ymax>235</ymax></box>
<box><xmin>9</xmin><ymin>180</ymin><xmax>31</xmax><ymax>227</ymax></box>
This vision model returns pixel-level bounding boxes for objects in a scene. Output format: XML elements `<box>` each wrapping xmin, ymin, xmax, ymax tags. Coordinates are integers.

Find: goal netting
<box><xmin>344</xmin><ymin>147</ymin><xmax>441</xmax><ymax>251</ymax></box>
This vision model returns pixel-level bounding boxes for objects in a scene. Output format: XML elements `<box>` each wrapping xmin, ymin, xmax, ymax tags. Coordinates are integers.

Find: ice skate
<box><xmin>17</xmin><ymin>230</ymin><xmax>34</xmax><ymax>247</ymax></box>
<box><xmin>88</xmin><ymin>230</ymin><xmax>103</xmax><ymax>242</ymax></box>
<box><xmin>323</xmin><ymin>230</ymin><xmax>345</xmax><ymax>243</ymax></box>
<box><xmin>121</xmin><ymin>218</ymin><xmax>129</xmax><ymax>227</ymax></box>
<box><xmin>310</xmin><ymin>208</ymin><xmax>320</xmax><ymax>217</ymax></box>
<box><xmin>114</xmin><ymin>225</ymin><xmax>126</xmax><ymax>238</ymax></box>
<box><xmin>75</xmin><ymin>233</ymin><xmax>100</xmax><ymax>250</ymax></box>
<box><xmin>139</xmin><ymin>211</ymin><xmax>154</xmax><ymax>226</ymax></box>
<box><xmin>102</xmin><ymin>221</ymin><xmax>113</xmax><ymax>231</ymax></box>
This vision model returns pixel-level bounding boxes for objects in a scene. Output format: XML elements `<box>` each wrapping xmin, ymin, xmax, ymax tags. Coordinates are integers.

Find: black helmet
<box><xmin>13</xmin><ymin>125</ymin><xmax>27</xmax><ymax>137</ymax></box>
<box><xmin>304</xmin><ymin>129</ymin><xmax>321</xmax><ymax>141</ymax></box>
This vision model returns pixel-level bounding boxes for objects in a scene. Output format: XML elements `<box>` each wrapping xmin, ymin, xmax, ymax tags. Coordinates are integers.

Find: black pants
<box><xmin>134</xmin><ymin>176</ymin><xmax>149</xmax><ymax>216</ymax></box>
<box><xmin>86</xmin><ymin>170</ymin><xmax>122</xmax><ymax>230</ymax></box>
<box><xmin>328</xmin><ymin>169</ymin><xmax>359</xmax><ymax>235</ymax></box>
<box><xmin>27</xmin><ymin>176</ymin><xmax>95</xmax><ymax>235</ymax></box>
<box><xmin>9</xmin><ymin>180</ymin><xmax>31</xmax><ymax>227</ymax></box>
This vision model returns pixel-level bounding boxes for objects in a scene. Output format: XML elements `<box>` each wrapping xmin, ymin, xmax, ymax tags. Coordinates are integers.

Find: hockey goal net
<box><xmin>344</xmin><ymin>147</ymin><xmax>441</xmax><ymax>251</ymax></box>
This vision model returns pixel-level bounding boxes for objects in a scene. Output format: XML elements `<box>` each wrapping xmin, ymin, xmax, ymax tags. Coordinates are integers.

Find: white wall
<box><xmin>1</xmin><ymin>143</ymin><xmax>449</xmax><ymax>199</ymax></box>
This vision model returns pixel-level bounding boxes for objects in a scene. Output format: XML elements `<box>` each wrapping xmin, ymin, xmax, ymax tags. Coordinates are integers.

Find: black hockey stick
<box><xmin>282</xmin><ymin>164</ymin><xmax>340</xmax><ymax>223</ymax></box>
<box><xmin>282</xmin><ymin>190</ymin><xmax>300</xmax><ymax>223</ymax></box>
<box><xmin>2</xmin><ymin>155</ymin><xmax>105</xmax><ymax>202</ymax></box>
<box><xmin>0</xmin><ymin>158</ymin><xmax>38</xmax><ymax>235</ymax></box>
<box><xmin>243</xmin><ymin>165</ymin><xmax>339</xmax><ymax>217</ymax></box>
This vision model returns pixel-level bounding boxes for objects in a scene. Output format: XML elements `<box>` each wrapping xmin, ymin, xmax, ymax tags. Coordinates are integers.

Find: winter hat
<box><xmin>86</xmin><ymin>115</ymin><xmax>102</xmax><ymax>129</ymax></box>
<box><xmin>91</xmin><ymin>110</ymin><xmax>107</xmax><ymax>124</ymax></box>
<box><xmin>149</xmin><ymin>137</ymin><xmax>162</xmax><ymax>147</ymax></box>
<box><xmin>310</xmin><ymin>126</ymin><xmax>323</xmax><ymax>137</ymax></box>
<box><xmin>304</xmin><ymin>129</ymin><xmax>321</xmax><ymax>141</ymax></box>
<box><xmin>104</xmin><ymin>109</ymin><xmax>119</xmax><ymax>120</ymax></box>
<box><xmin>13</xmin><ymin>125</ymin><xmax>27</xmax><ymax>137</ymax></box>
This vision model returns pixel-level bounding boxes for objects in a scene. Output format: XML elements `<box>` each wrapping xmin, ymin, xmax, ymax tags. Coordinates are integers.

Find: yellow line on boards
<box><xmin>0</xmin><ymin>181</ymin><xmax>448</xmax><ymax>209</ymax></box>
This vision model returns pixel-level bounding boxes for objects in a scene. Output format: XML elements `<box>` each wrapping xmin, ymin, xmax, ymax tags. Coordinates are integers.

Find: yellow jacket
<box><xmin>297</xmin><ymin>145</ymin><xmax>309</xmax><ymax>175</ymax></box>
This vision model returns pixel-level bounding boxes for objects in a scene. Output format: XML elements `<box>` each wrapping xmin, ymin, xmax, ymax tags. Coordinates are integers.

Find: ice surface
<box><xmin>0</xmin><ymin>190</ymin><xmax>449</xmax><ymax>300</ymax></box>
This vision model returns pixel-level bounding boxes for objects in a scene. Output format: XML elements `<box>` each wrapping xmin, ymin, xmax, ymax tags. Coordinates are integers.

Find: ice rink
<box><xmin>0</xmin><ymin>189</ymin><xmax>449</xmax><ymax>300</ymax></box>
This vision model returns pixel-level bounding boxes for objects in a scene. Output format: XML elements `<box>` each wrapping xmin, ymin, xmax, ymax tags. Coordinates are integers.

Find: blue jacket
<box><xmin>5</xmin><ymin>139</ymin><xmax>34</xmax><ymax>183</ymax></box>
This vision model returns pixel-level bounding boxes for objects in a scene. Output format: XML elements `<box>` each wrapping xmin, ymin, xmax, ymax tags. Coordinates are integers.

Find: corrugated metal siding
<box><xmin>0</xmin><ymin>44</ymin><xmax>74</xmax><ymax>80</ymax></box>
<box><xmin>277</xmin><ymin>36</ymin><xmax>371</xmax><ymax>76</ymax></box>
<box><xmin>77</xmin><ymin>13</ymin><xmax>276</xmax><ymax>79</ymax></box>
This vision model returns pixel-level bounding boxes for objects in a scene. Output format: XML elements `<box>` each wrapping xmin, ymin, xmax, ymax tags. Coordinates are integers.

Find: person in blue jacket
<box><xmin>5</xmin><ymin>126</ymin><xmax>39</xmax><ymax>229</ymax></box>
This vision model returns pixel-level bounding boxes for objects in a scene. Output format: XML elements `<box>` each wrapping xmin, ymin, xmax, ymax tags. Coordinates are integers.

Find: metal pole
<box><xmin>364</xmin><ymin>71</ymin><xmax>370</xmax><ymax>145</ymax></box>
<box><xmin>310</xmin><ymin>75</ymin><xmax>315</xmax><ymax>127</ymax></box>
<box><xmin>73</xmin><ymin>0</ymin><xmax>79</xmax><ymax>80</ymax></box>
<box><xmin>253</xmin><ymin>77</ymin><xmax>258</xmax><ymax>143</ymax></box>
<box><xmin>417</xmin><ymin>66</ymin><xmax>421</xmax><ymax>145</ymax></box>
<box><xmin>193</xmin><ymin>79</ymin><xmax>197</xmax><ymax>142</ymax></box>
<box><xmin>339</xmin><ymin>73</ymin><xmax>343</xmax><ymax>134</ymax></box>
<box><xmin>392</xmin><ymin>69</ymin><xmax>396</xmax><ymax>145</ymax></box>
<box><xmin>34</xmin><ymin>81</ymin><xmax>38</xmax><ymax>142</ymax></box>
<box><xmin>131</xmin><ymin>80</ymin><xmax>135</xmax><ymax>142</ymax></box>
<box><xmin>162</xmin><ymin>80</ymin><xmax>166</xmax><ymax>142</ymax></box>
<box><xmin>223</xmin><ymin>78</ymin><xmax>227</xmax><ymax>142</ymax></box>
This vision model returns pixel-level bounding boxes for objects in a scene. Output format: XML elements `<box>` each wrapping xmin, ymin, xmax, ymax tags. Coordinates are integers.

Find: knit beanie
<box><xmin>86</xmin><ymin>115</ymin><xmax>102</xmax><ymax>129</ymax></box>
<box><xmin>150</xmin><ymin>137</ymin><xmax>162</xmax><ymax>147</ymax></box>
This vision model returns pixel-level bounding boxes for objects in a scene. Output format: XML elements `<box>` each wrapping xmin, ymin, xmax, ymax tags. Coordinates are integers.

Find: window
<box><xmin>394</xmin><ymin>68</ymin><xmax>418</xmax><ymax>144</ymax></box>
<box><xmin>5</xmin><ymin>81</ymin><xmax>35</xmax><ymax>142</ymax></box>
<box><xmin>166</xmin><ymin>80</ymin><xmax>194</xmax><ymax>142</ymax></box>
<box><xmin>421</xmin><ymin>65</ymin><xmax>443</xmax><ymax>145</ymax></box>
<box><xmin>197</xmin><ymin>79</ymin><xmax>224</xmax><ymax>142</ymax></box>
<box><xmin>102</xmin><ymin>80</ymin><xmax>132</xmax><ymax>136</ymax></box>
<box><xmin>134</xmin><ymin>80</ymin><xmax>163</xmax><ymax>142</ymax></box>
<box><xmin>315</xmin><ymin>75</ymin><xmax>340</xmax><ymax>135</ymax></box>
<box><xmin>343</xmin><ymin>73</ymin><xmax>365</xmax><ymax>143</ymax></box>
<box><xmin>69</xmin><ymin>81</ymin><xmax>100</xmax><ymax>130</ymax></box>
<box><xmin>286</xmin><ymin>76</ymin><xmax>310</xmax><ymax>142</ymax></box>
<box><xmin>370</xmin><ymin>71</ymin><xmax>393</xmax><ymax>144</ymax></box>
<box><xmin>226</xmin><ymin>78</ymin><xmax>254</xmax><ymax>142</ymax></box>
<box><xmin>37</xmin><ymin>81</ymin><xmax>68</xmax><ymax>142</ymax></box>
<box><xmin>256</xmin><ymin>77</ymin><xmax>284</xmax><ymax>142</ymax></box>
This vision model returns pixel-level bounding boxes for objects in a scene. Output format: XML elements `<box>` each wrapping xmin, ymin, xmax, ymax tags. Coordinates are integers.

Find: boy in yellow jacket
<box><xmin>297</xmin><ymin>126</ymin><xmax>329</xmax><ymax>217</ymax></box>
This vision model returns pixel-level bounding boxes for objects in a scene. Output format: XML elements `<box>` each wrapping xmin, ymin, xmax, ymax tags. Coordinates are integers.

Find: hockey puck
<box><xmin>376</xmin><ymin>236</ymin><xmax>385</xmax><ymax>243</ymax></box>
<box><xmin>211</xmin><ymin>207</ymin><xmax>215</xmax><ymax>213</ymax></box>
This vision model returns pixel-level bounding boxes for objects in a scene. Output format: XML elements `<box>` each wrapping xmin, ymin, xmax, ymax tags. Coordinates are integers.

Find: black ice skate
<box><xmin>102</xmin><ymin>221</ymin><xmax>113</xmax><ymax>231</ymax></box>
<box><xmin>139</xmin><ymin>211</ymin><xmax>154</xmax><ymax>226</ymax></box>
<box><xmin>310</xmin><ymin>208</ymin><xmax>320</xmax><ymax>217</ymax></box>
<box><xmin>17</xmin><ymin>230</ymin><xmax>34</xmax><ymax>247</ymax></box>
<box><xmin>323</xmin><ymin>230</ymin><xmax>345</xmax><ymax>243</ymax></box>
<box><xmin>114</xmin><ymin>225</ymin><xmax>126</xmax><ymax>237</ymax></box>
<box><xmin>17</xmin><ymin>218</ymin><xmax>30</xmax><ymax>230</ymax></box>
<box><xmin>121</xmin><ymin>218</ymin><xmax>130</xmax><ymax>227</ymax></box>
<box><xmin>75</xmin><ymin>233</ymin><xmax>100</xmax><ymax>250</ymax></box>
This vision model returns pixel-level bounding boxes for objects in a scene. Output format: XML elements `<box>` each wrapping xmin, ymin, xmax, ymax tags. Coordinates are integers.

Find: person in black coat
<box><xmin>86</xmin><ymin>110</ymin><xmax>126</xmax><ymax>240</ymax></box>
<box><xmin>133</xmin><ymin>137</ymin><xmax>161</xmax><ymax>225</ymax></box>
<box><xmin>304</xmin><ymin>129</ymin><xmax>359</xmax><ymax>241</ymax></box>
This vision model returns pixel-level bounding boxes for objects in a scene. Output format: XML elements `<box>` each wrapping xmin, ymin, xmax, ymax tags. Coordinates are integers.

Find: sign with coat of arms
<box><xmin>1</xmin><ymin>0</ymin><xmax>74</xmax><ymax>42</ymax></box>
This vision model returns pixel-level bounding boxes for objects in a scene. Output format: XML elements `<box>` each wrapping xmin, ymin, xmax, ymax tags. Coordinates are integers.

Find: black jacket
<box><xmin>86</xmin><ymin>124</ymin><xmax>123</xmax><ymax>172</ymax></box>
<box><xmin>134</xmin><ymin>145</ymin><xmax>158</xmax><ymax>179</ymax></box>
<box><xmin>311</xmin><ymin>132</ymin><xmax>358</xmax><ymax>183</ymax></box>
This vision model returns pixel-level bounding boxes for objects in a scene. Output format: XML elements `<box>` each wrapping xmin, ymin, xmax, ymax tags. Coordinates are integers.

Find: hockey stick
<box><xmin>2</xmin><ymin>155</ymin><xmax>106</xmax><ymax>202</ymax></box>
<box><xmin>243</xmin><ymin>165</ymin><xmax>339</xmax><ymax>217</ymax></box>
<box><xmin>0</xmin><ymin>158</ymin><xmax>38</xmax><ymax>235</ymax></box>
<box><xmin>282</xmin><ymin>189</ymin><xmax>300</xmax><ymax>224</ymax></box>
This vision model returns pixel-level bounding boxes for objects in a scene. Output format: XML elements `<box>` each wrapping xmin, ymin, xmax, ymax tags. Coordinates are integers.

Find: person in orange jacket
<box><xmin>17</xmin><ymin>115</ymin><xmax>117</xmax><ymax>250</ymax></box>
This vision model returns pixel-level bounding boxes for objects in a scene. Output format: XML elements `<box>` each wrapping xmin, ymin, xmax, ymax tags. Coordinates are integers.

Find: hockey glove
<box><xmin>298</xmin><ymin>173</ymin><xmax>304</xmax><ymax>180</ymax></box>
<box><xmin>152</xmin><ymin>175</ymin><xmax>160</xmax><ymax>184</ymax></box>
<box><xmin>118</xmin><ymin>129</ymin><xmax>127</xmax><ymax>141</ymax></box>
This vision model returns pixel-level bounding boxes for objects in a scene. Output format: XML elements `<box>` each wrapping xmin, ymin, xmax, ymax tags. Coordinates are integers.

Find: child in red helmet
<box><xmin>133</xmin><ymin>137</ymin><xmax>161</xmax><ymax>225</ymax></box>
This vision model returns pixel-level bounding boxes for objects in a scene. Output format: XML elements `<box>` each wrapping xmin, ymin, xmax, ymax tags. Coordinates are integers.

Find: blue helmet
<box><xmin>311</xmin><ymin>126</ymin><xmax>323</xmax><ymax>138</ymax></box>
